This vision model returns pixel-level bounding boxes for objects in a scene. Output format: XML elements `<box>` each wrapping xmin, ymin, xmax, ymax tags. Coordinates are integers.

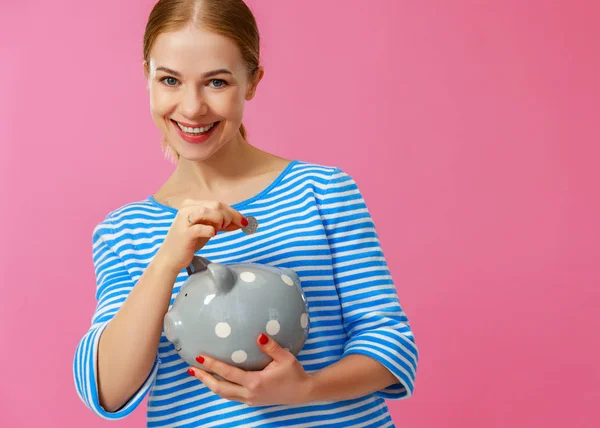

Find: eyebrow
<box><xmin>155</xmin><ymin>66</ymin><xmax>233</xmax><ymax>78</ymax></box>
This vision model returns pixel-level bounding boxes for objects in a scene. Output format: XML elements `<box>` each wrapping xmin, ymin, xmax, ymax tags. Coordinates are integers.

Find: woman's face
<box><xmin>144</xmin><ymin>24</ymin><xmax>262</xmax><ymax>161</ymax></box>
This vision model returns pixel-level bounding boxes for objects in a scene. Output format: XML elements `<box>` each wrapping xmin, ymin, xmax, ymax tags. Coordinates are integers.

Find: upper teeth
<box><xmin>176</xmin><ymin>121</ymin><xmax>216</xmax><ymax>134</ymax></box>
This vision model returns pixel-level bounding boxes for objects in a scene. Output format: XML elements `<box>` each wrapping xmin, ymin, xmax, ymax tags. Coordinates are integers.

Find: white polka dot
<box><xmin>281</xmin><ymin>274</ymin><xmax>294</xmax><ymax>286</ymax></box>
<box><xmin>231</xmin><ymin>350</ymin><xmax>247</xmax><ymax>363</ymax></box>
<box><xmin>240</xmin><ymin>272</ymin><xmax>256</xmax><ymax>282</ymax></box>
<box><xmin>266</xmin><ymin>320</ymin><xmax>281</xmax><ymax>335</ymax></box>
<box><xmin>300</xmin><ymin>313</ymin><xmax>308</xmax><ymax>329</ymax></box>
<box><xmin>215</xmin><ymin>322</ymin><xmax>231</xmax><ymax>338</ymax></box>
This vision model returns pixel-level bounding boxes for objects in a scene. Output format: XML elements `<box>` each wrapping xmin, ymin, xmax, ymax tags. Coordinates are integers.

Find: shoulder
<box><xmin>287</xmin><ymin>160</ymin><xmax>358</xmax><ymax>188</ymax></box>
<box><xmin>92</xmin><ymin>197</ymin><xmax>166</xmax><ymax>244</ymax></box>
<box><xmin>282</xmin><ymin>161</ymin><xmax>365</xmax><ymax>212</ymax></box>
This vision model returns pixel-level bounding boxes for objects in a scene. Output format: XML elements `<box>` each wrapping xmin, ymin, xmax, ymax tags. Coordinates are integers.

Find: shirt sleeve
<box><xmin>72</xmin><ymin>219</ymin><xmax>159</xmax><ymax>419</ymax></box>
<box><xmin>319</xmin><ymin>168</ymin><xmax>419</xmax><ymax>399</ymax></box>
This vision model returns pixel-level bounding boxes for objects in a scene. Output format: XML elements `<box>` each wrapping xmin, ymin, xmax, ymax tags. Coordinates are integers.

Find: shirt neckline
<box><xmin>146</xmin><ymin>159</ymin><xmax>300</xmax><ymax>213</ymax></box>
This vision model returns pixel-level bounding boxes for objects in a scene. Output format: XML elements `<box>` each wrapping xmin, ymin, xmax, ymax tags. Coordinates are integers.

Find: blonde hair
<box><xmin>143</xmin><ymin>0</ymin><xmax>261</xmax><ymax>161</ymax></box>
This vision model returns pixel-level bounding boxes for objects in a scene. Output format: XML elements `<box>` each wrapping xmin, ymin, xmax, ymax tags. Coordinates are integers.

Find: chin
<box><xmin>178</xmin><ymin>152</ymin><xmax>215</xmax><ymax>162</ymax></box>
<box><xmin>175</xmin><ymin>142</ymin><xmax>229</xmax><ymax>163</ymax></box>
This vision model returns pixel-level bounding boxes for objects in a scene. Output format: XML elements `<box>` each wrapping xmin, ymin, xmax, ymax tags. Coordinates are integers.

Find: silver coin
<box><xmin>241</xmin><ymin>215</ymin><xmax>259</xmax><ymax>235</ymax></box>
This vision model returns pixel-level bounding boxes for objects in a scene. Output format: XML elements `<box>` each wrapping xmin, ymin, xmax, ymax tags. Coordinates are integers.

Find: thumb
<box><xmin>257</xmin><ymin>333</ymin><xmax>290</xmax><ymax>362</ymax></box>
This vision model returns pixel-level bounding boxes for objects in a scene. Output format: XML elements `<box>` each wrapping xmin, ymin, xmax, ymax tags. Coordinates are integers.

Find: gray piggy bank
<box><xmin>164</xmin><ymin>256</ymin><xmax>310</xmax><ymax>371</ymax></box>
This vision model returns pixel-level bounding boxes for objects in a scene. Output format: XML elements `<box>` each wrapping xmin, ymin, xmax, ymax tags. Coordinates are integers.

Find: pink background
<box><xmin>1</xmin><ymin>0</ymin><xmax>598</xmax><ymax>427</ymax></box>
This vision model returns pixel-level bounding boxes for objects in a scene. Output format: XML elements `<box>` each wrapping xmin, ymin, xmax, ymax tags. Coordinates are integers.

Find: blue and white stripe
<box><xmin>73</xmin><ymin>160</ymin><xmax>418</xmax><ymax>427</ymax></box>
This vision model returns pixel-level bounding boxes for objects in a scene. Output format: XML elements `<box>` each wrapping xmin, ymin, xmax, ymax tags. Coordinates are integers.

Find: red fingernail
<box><xmin>187</xmin><ymin>368</ymin><xmax>195</xmax><ymax>376</ymax></box>
<box><xmin>241</xmin><ymin>217</ymin><xmax>249</xmax><ymax>227</ymax></box>
<box><xmin>259</xmin><ymin>334</ymin><xmax>269</xmax><ymax>345</ymax></box>
<box><xmin>196</xmin><ymin>355</ymin><xmax>205</xmax><ymax>364</ymax></box>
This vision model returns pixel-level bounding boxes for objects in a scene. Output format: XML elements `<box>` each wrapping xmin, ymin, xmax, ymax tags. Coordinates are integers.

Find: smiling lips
<box><xmin>171</xmin><ymin>119</ymin><xmax>220</xmax><ymax>144</ymax></box>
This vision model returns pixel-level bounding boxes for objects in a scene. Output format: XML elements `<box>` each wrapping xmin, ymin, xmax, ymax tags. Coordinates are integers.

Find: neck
<box><xmin>170</xmin><ymin>132</ymin><xmax>266</xmax><ymax>193</ymax></box>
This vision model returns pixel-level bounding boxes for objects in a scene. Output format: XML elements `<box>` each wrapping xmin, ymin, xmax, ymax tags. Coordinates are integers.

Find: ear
<box><xmin>143</xmin><ymin>60</ymin><xmax>150</xmax><ymax>90</ymax></box>
<box><xmin>245</xmin><ymin>66</ymin><xmax>265</xmax><ymax>101</ymax></box>
<box><xmin>281</xmin><ymin>268</ymin><xmax>300</xmax><ymax>285</ymax></box>
<box><xmin>206</xmin><ymin>263</ymin><xmax>235</xmax><ymax>294</ymax></box>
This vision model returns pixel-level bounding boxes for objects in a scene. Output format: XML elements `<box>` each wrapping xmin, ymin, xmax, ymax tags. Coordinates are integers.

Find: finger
<box><xmin>188</xmin><ymin>224</ymin><xmax>216</xmax><ymax>239</ymax></box>
<box><xmin>205</xmin><ymin>201</ymin><xmax>247</xmax><ymax>229</ymax></box>
<box><xmin>195</xmin><ymin>355</ymin><xmax>249</xmax><ymax>386</ymax></box>
<box><xmin>214</xmin><ymin>211</ymin><xmax>246</xmax><ymax>232</ymax></box>
<box><xmin>185</xmin><ymin>207</ymin><xmax>223</xmax><ymax>229</ymax></box>
<box><xmin>198</xmin><ymin>201</ymin><xmax>233</xmax><ymax>230</ymax></box>
<box><xmin>188</xmin><ymin>367</ymin><xmax>248</xmax><ymax>402</ymax></box>
<box><xmin>221</xmin><ymin>208</ymin><xmax>246</xmax><ymax>230</ymax></box>
<box><xmin>217</xmin><ymin>210</ymin><xmax>233</xmax><ymax>231</ymax></box>
<box><xmin>180</xmin><ymin>201</ymin><xmax>245</xmax><ymax>231</ymax></box>
<box><xmin>257</xmin><ymin>334</ymin><xmax>292</xmax><ymax>362</ymax></box>
<box><xmin>220</xmin><ymin>222</ymin><xmax>245</xmax><ymax>232</ymax></box>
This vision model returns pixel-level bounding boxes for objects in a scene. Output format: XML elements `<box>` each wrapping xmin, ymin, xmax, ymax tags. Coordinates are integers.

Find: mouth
<box><xmin>172</xmin><ymin>119</ymin><xmax>219</xmax><ymax>134</ymax></box>
<box><xmin>171</xmin><ymin>119</ymin><xmax>220</xmax><ymax>144</ymax></box>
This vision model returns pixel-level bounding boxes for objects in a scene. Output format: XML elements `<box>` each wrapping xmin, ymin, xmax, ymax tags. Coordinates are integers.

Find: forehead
<box><xmin>149</xmin><ymin>25</ymin><xmax>245</xmax><ymax>75</ymax></box>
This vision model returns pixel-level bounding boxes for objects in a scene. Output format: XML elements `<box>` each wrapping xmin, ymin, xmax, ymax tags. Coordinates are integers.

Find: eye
<box><xmin>160</xmin><ymin>76</ymin><xmax>179</xmax><ymax>87</ymax></box>
<box><xmin>185</xmin><ymin>293</ymin><xmax>188</xmax><ymax>297</ymax></box>
<box><xmin>209</xmin><ymin>79</ymin><xmax>228</xmax><ymax>89</ymax></box>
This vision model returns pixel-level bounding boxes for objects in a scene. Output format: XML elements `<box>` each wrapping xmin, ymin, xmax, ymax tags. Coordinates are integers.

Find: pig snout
<box><xmin>164</xmin><ymin>311</ymin><xmax>183</xmax><ymax>349</ymax></box>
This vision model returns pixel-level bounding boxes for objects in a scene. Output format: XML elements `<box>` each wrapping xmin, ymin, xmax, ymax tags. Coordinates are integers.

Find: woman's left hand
<box><xmin>187</xmin><ymin>334</ymin><xmax>314</xmax><ymax>406</ymax></box>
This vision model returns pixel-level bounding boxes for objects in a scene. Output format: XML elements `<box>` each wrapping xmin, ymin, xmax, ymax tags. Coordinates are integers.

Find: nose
<box><xmin>179</xmin><ymin>86</ymin><xmax>209</xmax><ymax>118</ymax></box>
<box><xmin>164</xmin><ymin>311</ymin><xmax>182</xmax><ymax>346</ymax></box>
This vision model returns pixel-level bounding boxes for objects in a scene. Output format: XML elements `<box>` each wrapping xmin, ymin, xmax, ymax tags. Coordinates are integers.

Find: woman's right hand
<box><xmin>154</xmin><ymin>199</ymin><xmax>248</xmax><ymax>274</ymax></box>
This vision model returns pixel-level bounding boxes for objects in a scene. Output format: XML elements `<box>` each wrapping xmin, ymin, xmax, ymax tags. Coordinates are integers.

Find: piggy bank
<box><xmin>163</xmin><ymin>256</ymin><xmax>310</xmax><ymax>371</ymax></box>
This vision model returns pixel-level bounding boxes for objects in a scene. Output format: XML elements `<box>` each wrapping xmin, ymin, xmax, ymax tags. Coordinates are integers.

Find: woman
<box><xmin>73</xmin><ymin>0</ymin><xmax>418</xmax><ymax>426</ymax></box>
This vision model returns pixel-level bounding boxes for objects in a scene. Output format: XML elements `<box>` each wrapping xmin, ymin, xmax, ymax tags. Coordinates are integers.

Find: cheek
<box><xmin>210</xmin><ymin>89</ymin><xmax>245</xmax><ymax>120</ymax></box>
<box><xmin>149</xmin><ymin>85</ymin><xmax>175</xmax><ymax>116</ymax></box>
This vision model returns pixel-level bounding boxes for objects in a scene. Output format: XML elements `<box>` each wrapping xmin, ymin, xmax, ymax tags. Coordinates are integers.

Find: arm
<box><xmin>307</xmin><ymin>354</ymin><xmax>399</xmax><ymax>402</ymax></box>
<box><xmin>73</xmin><ymin>220</ymin><xmax>177</xmax><ymax>418</ymax></box>
<box><xmin>187</xmin><ymin>168</ymin><xmax>419</xmax><ymax>406</ymax></box>
<box><xmin>188</xmin><ymin>170</ymin><xmax>418</xmax><ymax>406</ymax></box>
<box><xmin>317</xmin><ymin>168</ymin><xmax>419</xmax><ymax>400</ymax></box>
<box><xmin>74</xmin><ymin>202</ymin><xmax>244</xmax><ymax>417</ymax></box>
<box><xmin>96</xmin><ymin>253</ymin><xmax>178</xmax><ymax>412</ymax></box>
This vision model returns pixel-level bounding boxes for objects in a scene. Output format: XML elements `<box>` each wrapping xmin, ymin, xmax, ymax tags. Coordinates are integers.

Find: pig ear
<box><xmin>186</xmin><ymin>256</ymin><xmax>212</xmax><ymax>276</ymax></box>
<box><xmin>206</xmin><ymin>263</ymin><xmax>235</xmax><ymax>293</ymax></box>
<box><xmin>280</xmin><ymin>268</ymin><xmax>300</xmax><ymax>284</ymax></box>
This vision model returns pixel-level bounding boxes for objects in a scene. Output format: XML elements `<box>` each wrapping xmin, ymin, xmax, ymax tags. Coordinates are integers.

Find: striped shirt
<box><xmin>73</xmin><ymin>160</ymin><xmax>418</xmax><ymax>427</ymax></box>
